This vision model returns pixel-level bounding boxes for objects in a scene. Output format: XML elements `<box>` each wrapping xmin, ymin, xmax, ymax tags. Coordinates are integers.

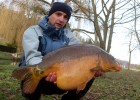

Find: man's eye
<box><xmin>56</xmin><ymin>12</ymin><xmax>61</xmax><ymax>16</ymax></box>
<box><xmin>64</xmin><ymin>15</ymin><xmax>68</xmax><ymax>20</ymax></box>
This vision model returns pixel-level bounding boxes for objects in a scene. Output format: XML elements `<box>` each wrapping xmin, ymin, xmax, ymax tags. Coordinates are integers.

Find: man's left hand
<box><xmin>95</xmin><ymin>70</ymin><xmax>104</xmax><ymax>77</ymax></box>
<box><xmin>45</xmin><ymin>72</ymin><xmax>57</xmax><ymax>84</ymax></box>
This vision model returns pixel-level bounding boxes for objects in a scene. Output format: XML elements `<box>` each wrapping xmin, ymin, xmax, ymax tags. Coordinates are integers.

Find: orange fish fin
<box><xmin>90</xmin><ymin>66</ymin><xmax>101</xmax><ymax>71</ymax></box>
<box><xmin>22</xmin><ymin>73</ymin><xmax>40</xmax><ymax>94</ymax></box>
<box><xmin>12</xmin><ymin>67</ymin><xmax>32</xmax><ymax>80</ymax></box>
<box><xmin>76</xmin><ymin>82</ymin><xmax>87</xmax><ymax>94</ymax></box>
<box><xmin>12</xmin><ymin>66</ymin><xmax>41</xmax><ymax>94</ymax></box>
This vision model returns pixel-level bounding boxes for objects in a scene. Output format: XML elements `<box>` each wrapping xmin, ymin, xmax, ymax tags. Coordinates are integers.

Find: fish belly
<box><xmin>56</xmin><ymin>56</ymin><xmax>97</xmax><ymax>90</ymax></box>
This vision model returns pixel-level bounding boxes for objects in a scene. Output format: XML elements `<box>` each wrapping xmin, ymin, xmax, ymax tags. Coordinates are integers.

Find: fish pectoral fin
<box><xmin>90</xmin><ymin>66</ymin><xmax>101</xmax><ymax>71</ymax></box>
<box><xmin>76</xmin><ymin>82</ymin><xmax>87</xmax><ymax>94</ymax></box>
<box><xmin>12</xmin><ymin>67</ymin><xmax>41</xmax><ymax>94</ymax></box>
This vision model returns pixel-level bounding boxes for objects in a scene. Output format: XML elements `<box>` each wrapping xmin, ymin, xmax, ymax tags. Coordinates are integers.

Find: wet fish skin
<box><xmin>12</xmin><ymin>44</ymin><xmax>122</xmax><ymax>94</ymax></box>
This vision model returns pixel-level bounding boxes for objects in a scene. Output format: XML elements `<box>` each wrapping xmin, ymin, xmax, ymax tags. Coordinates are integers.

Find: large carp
<box><xmin>12</xmin><ymin>44</ymin><xmax>122</xmax><ymax>94</ymax></box>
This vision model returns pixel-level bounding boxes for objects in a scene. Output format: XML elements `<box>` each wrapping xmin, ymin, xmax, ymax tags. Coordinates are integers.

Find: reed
<box><xmin>0</xmin><ymin>6</ymin><xmax>40</xmax><ymax>52</ymax></box>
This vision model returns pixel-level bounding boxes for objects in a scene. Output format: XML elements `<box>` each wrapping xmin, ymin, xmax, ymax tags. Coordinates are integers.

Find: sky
<box><xmin>68</xmin><ymin>0</ymin><xmax>140</xmax><ymax>65</ymax></box>
<box><xmin>111</xmin><ymin>28</ymin><xmax>140</xmax><ymax>64</ymax></box>
<box><xmin>69</xmin><ymin>17</ymin><xmax>140</xmax><ymax>65</ymax></box>
<box><xmin>0</xmin><ymin>0</ymin><xmax>7</xmax><ymax>3</ymax></box>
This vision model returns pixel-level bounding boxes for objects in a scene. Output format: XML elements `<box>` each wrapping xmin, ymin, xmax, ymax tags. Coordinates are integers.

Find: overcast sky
<box><xmin>69</xmin><ymin>13</ymin><xmax>140</xmax><ymax>65</ymax></box>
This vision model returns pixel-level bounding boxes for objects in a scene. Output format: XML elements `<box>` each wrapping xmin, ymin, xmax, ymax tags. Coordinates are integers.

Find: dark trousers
<box><xmin>21</xmin><ymin>78</ymin><xmax>95</xmax><ymax>100</ymax></box>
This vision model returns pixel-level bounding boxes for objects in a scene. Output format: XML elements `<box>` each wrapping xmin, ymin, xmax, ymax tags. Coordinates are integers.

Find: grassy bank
<box><xmin>0</xmin><ymin>51</ymin><xmax>13</xmax><ymax>65</ymax></box>
<box><xmin>0</xmin><ymin>64</ymin><xmax>140</xmax><ymax>100</ymax></box>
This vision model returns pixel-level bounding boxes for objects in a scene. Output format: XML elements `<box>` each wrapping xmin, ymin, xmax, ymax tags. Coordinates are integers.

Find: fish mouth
<box><xmin>108</xmin><ymin>65</ymin><xmax>122</xmax><ymax>72</ymax></box>
<box><xmin>115</xmin><ymin>65</ymin><xmax>122</xmax><ymax>71</ymax></box>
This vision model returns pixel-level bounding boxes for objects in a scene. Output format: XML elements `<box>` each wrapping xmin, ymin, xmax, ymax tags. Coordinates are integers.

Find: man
<box><xmin>20</xmin><ymin>2</ymin><xmax>102</xmax><ymax>100</ymax></box>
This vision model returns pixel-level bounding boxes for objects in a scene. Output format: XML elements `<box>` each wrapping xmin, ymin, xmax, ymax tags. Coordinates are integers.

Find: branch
<box><xmin>71</xmin><ymin>28</ymin><xmax>94</xmax><ymax>34</ymax></box>
<box><xmin>72</xmin><ymin>0</ymin><xmax>93</xmax><ymax>21</ymax></box>
<box><xmin>115</xmin><ymin>15</ymin><xmax>140</xmax><ymax>24</ymax></box>
<box><xmin>38</xmin><ymin>0</ymin><xmax>51</xmax><ymax>6</ymax></box>
<box><xmin>72</xmin><ymin>15</ymin><xmax>94</xmax><ymax>23</ymax></box>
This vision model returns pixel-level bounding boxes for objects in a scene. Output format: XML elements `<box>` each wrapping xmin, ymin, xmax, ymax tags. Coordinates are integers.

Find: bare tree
<box><xmin>71</xmin><ymin>0</ymin><xmax>140</xmax><ymax>53</ymax></box>
<box><xmin>22</xmin><ymin>0</ymin><xmax>139</xmax><ymax>53</ymax></box>
<box><xmin>70</xmin><ymin>0</ymin><xmax>118</xmax><ymax>52</ymax></box>
<box><xmin>3</xmin><ymin>0</ymin><xmax>140</xmax><ymax>53</ymax></box>
<box><xmin>134</xmin><ymin>0</ymin><xmax>140</xmax><ymax>45</ymax></box>
<box><xmin>127</xmin><ymin>0</ymin><xmax>140</xmax><ymax>66</ymax></box>
<box><xmin>128</xmin><ymin>32</ymin><xmax>137</xmax><ymax>69</ymax></box>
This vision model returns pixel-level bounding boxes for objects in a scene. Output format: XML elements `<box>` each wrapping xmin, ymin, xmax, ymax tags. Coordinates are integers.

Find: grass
<box><xmin>87</xmin><ymin>71</ymin><xmax>140</xmax><ymax>100</ymax></box>
<box><xmin>0</xmin><ymin>51</ymin><xmax>12</xmax><ymax>60</ymax></box>
<box><xmin>0</xmin><ymin>51</ymin><xmax>140</xmax><ymax>100</ymax></box>
<box><xmin>0</xmin><ymin>64</ymin><xmax>140</xmax><ymax>100</ymax></box>
<box><xmin>0</xmin><ymin>51</ymin><xmax>13</xmax><ymax>65</ymax></box>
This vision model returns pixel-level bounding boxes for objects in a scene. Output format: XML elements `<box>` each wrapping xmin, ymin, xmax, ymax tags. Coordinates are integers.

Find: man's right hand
<box><xmin>45</xmin><ymin>72</ymin><xmax>57</xmax><ymax>84</ymax></box>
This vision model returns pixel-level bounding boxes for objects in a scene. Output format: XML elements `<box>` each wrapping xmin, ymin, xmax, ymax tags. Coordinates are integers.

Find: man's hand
<box><xmin>45</xmin><ymin>70</ymin><xmax>103</xmax><ymax>84</ymax></box>
<box><xmin>94</xmin><ymin>70</ymin><xmax>104</xmax><ymax>77</ymax></box>
<box><xmin>45</xmin><ymin>72</ymin><xmax>57</xmax><ymax>84</ymax></box>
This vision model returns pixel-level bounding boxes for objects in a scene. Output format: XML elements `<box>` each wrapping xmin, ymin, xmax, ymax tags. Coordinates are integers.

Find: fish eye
<box><xmin>114</xmin><ymin>58</ymin><xmax>119</xmax><ymax>64</ymax></box>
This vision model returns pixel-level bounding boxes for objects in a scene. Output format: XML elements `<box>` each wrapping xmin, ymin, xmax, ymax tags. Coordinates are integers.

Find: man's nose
<box><xmin>59</xmin><ymin>16</ymin><xmax>65</xmax><ymax>22</ymax></box>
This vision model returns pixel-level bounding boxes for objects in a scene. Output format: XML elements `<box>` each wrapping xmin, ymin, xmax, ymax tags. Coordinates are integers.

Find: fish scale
<box><xmin>12</xmin><ymin>44</ymin><xmax>122</xmax><ymax>94</ymax></box>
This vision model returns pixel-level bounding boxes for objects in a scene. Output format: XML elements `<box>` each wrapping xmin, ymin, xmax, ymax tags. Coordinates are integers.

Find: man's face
<box><xmin>48</xmin><ymin>11</ymin><xmax>69</xmax><ymax>29</ymax></box>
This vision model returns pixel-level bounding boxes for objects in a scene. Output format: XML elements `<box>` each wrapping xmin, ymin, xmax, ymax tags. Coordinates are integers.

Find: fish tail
<box><xmin>12</xmin><ymin>67</ymin><xmax>31</xmax><ymax>80</ymax></box>
<box><xmin>12</xmin><ymin>67</ymin><xmax>42</xmax><ymax>94</ymax></box>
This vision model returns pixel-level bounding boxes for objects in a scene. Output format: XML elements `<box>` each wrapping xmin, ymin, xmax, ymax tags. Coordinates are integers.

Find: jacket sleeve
<box><xmin>22</xmin><ymin>26</ymin><xmax>43</xmax><ymax>65</ymax></box>
<box><xmin>64</xmin><ymin>29</ymin><xmax>81</xmax><ymax>45</ymax></box>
